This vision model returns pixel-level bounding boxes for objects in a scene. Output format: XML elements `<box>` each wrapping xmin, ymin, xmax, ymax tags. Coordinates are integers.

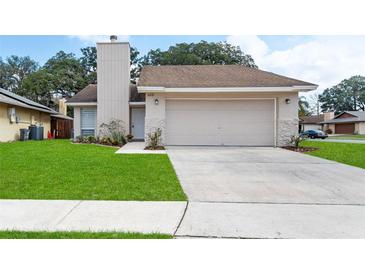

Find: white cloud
<box><xmin>227</xmin><ymin>35</ymin><xmax>269</xmax><ymax>64</ymax></box>
<box><xmin>227</xmin><ymin>35</ymin><xmax>365</xmax><ymax>97</ymax></box>
<box><xmin>69</xmin><ymin>35</ymin><xmax>129</xmax><ymax>45</ymax></box>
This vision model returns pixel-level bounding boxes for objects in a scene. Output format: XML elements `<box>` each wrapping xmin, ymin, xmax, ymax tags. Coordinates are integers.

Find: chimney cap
<box><xmin>110</xmin><ymin>35</ymin><xmax>117</xmax><ymax>42</ymax></box>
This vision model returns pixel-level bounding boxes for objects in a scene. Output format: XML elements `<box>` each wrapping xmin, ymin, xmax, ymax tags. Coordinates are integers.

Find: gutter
<box><xmin>137</xmin><ymin>85</ymin><xmax>318</xmax><ymax>93</ymax></box>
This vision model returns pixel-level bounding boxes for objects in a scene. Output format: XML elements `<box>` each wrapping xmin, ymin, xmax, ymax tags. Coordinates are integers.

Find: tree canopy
<box><xmin>43</xmin><ymin>51</ymin><xmax>87</xmax><ymax>98</ymax></box>
<box><xmin>0</xmin><ymin>40</ymin><xmax>258</xmax><ymax>110</ymax></box>
<box><xmin>141</xmin><ymin>40</ymin><xmax>257</xmax><ymax>68</ymax></box>
<box><xmin>319</xmin><ymin>76</ymin><xmax>365</xmax><ymax>113</ymax></box>
<box><xmin>0</xmin><ymin>56</ymin><xmax>38</xmax><ymax>92</ymax></box>
<box><xmin>298</xmin><ymin>96</ymin><xmax>310</xmax><ymax>117</ymax></box>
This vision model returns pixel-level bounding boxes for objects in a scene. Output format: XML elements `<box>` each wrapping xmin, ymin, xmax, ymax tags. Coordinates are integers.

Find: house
<box><xmin>299</xmin><ymin>114</ymin><xmax>324</xmax><ymax>132</ymax></box>
<box><xmin>299</xmin><ymin>112</ymin><xmax>335</xmax><ymax>132</ymax></box>
<box><xmin>67</xmin><ymin>36</ymin><xmax>317</xmax><ymax>147</ymax></box>
<box><xmin>321</xmin><ymin>111</ymin><xmax>365</xmax><ymax>134</ymax></box>
<box><xmin>0</xmin><ymin>88</ymin><xmax>73</xmax><ymax>141</ymax></box>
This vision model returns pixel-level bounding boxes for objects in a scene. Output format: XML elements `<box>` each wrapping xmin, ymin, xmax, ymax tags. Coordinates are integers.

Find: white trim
<box><xmin>138</xmin><ymin>85</ymin><xmax>317</xmax><ymax>93</ymax></box>
<box><xmin>165</xmin><ymin>97</ymin><xmax>277</xmax><ymax>147</ymax></box>
<box><xmin>129</xmin><ymin>102</ymin><xmax>146</xmax><ymax>106</ymax></box>
<box><xmin>66</xmin><ymin>102</ymin><xmax>97</xmax><ymax>106</ymax></box>
<box><xmin>274</xmin><ymin>98</ymin><xmax>277</xmax><ymax>147</ymax></box>
<box><xmin>166</xmin><ymin>97</ymin><xmax>276</xmax><ymax>100</ymax></box>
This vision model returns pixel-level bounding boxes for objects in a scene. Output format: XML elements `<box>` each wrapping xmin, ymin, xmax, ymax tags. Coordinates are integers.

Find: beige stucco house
<box><xmin>0</xmin><ymin>88</ymin><xmax>56</xmax><ymax>142</ymax></box>
<box><xmin>67</xmin><ymin>36</ymin><xmax>317</xmax><ymax>147</ymax></box>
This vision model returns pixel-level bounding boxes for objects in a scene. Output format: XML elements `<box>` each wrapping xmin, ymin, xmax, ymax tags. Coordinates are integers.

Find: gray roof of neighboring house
<box><xmin>0</xmin><ymin>88</ymin><xmax>57</xmax><ymax>114</ymax></box>
<box><xmin>138</xmin><ymin>65</ymin><xmax>317</xmax><ymax>88</ymax></box>
<box><xmin>320</xmin><ymin>111</ymin><xmax>365</xmax><ymax>124</ymax></box>
<box><xmin>66</xmin><ymin>84</ymin><xmax>144</xmax><ymax>103</ymax></box>
<box><xmin>299</xmin><ymin>114</ymin><xmax>324</xmax><ymax>124</ymax></box>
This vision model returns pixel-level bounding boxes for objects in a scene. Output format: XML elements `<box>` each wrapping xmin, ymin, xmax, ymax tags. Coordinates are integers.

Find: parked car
<box><xmin>300</xmin><ymin>130</ymin><xmax>328</xmax><ymax>139</ymax></box>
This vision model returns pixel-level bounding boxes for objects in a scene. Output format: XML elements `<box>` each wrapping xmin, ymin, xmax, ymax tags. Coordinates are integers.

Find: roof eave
<box><xmin>138</xmin><ymin>85</ymin><xmax>318</xmax><ymax>93</ymax></box>
<box><xmin>66</xmin><ymin>101</ymin><xmax>97</xmax><ymax>106</ymax></box>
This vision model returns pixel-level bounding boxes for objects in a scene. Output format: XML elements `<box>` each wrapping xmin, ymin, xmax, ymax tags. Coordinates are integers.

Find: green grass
<box><xmin>328</xmin><ymin>134</ymin><xmax>365</xmax><ymax>140</ymax></box>
<box><xmin>302</xmin><ymin>140</ymin><xmax>365</xmax><ymax>169</ymax></box>
<box><xmin>0</xmin><ymin>140</ymin><xmax>186</xmax><ymax>201</ymax></box>
<box><xmin>0</xmin><ymin>230</ymin><xmax>172</xmax><ymax>239</ymax></box>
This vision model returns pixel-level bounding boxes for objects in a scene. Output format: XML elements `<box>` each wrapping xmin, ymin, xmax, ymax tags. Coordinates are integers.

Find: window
<box><xmin>81</xmin><ymin>108</ymin><xmax>96</xmax><ymax>136</ymax></box>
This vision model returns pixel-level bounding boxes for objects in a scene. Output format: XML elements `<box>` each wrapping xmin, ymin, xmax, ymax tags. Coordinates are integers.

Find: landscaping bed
<box><xmin>0</xmin><ymin>140</ymin><xmax>187</xmax><ymax>201</ymax></box>
<box><xmin>282</xmin><ymin>146</ymin><xmax>319</xmax><ymax>153</ymax></box>
<box><xmin>145</xmin><ymin>146</ymin><xmax>165</xmax><ymax>150</ymax></box>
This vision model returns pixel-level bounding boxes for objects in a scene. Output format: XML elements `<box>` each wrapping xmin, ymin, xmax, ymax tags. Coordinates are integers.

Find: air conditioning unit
<box><xmin>8</xmin><ymin>108</ymin><xmax>16</xmax><ymax>123</ymax></box>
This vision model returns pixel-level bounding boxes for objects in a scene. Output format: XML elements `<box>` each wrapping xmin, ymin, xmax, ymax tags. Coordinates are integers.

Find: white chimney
<box><xmin>96</xmin><ymin>38</ymin><xmax>130</xmax><ymax>134</ymax></box>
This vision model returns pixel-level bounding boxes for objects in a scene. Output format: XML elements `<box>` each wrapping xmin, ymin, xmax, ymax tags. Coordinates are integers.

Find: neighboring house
<box><xmin>299</xmin><ymin>114</ymin><xmax>324</xmax><ymax>132</ymax></box>
<box><xmin>0</xmin><ymin>88</ymin><xmax>72</xmax><ymax>141</ymax></box>
<box><xmin>67</xmin><ymin>36</ymin><xmax>317</xmax><ymax>147</ymax></box>
<box><xmin>321</xmin><ymin>111</ymin><xmax>365</xmax><ymax>134</ymax></box>
<box><xmin>0</xmin><ymin>88</ymin><xmax>55</xmax><ymax>141</ymax></box>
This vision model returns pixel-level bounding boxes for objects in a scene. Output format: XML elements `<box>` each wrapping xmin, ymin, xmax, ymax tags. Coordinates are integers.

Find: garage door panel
<box><xmin>165</xmin><ymin>99</ymin><xmax>275</xmax><ymax>146</ymax></box>
<box><xmin>335</xmin><ymin>123</ymin><xmax>355</xmax><ymax>134</ymax></box>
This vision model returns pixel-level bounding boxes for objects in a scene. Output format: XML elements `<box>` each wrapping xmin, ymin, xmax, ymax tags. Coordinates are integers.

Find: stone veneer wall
<box><xmin>277</xmin><ymin>119</ymin><xmax>299</xmax><ymax>146</ymax></box>
<box><xmin>144</xmin><ymin>117</ymin><xmax>166</xmax><ymax>145</ymax></box>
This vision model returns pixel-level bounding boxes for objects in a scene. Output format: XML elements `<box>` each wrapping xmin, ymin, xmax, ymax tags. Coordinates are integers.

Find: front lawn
<box><xmin>328</xmin><ymin>134</ymin><xmax>365</xmax><ymax>140</ymax></box>
<box><xmin>302</xmin><ymin>140</ymin><xmax>365</xmax><ymax>169</ymax></box>
<box><xmin>0</xmin><ymin>140</ymin><xmax>186</xmax><ymax>201</ymax></box>
<box><xmin>0</xmin><ymin>230</ymin><xmax>172</xmax><ymax>239</ymax></box>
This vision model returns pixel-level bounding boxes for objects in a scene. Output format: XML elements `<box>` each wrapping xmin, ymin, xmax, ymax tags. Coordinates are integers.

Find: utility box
<box><xmin>8</xmin><ymin>108</ymin><xmax>16</xmax><ymax>123</ymax></box>
<box><xmin>29</xmin><ymin>125</ymin><xmax>44</xmax><ymax>140</ymax></box>
<box><xmin>19</xmin><ymin>129</ymin><xmax>30</xmax><ymax>141</ymax></box>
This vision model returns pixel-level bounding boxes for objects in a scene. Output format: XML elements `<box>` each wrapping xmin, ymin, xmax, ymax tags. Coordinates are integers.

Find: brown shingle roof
<box><xmin>138</xmin><ymin>65</ymin><xmax>316</xmax><ymax>88</ymax></box>
<box><xmin>320</xmin><ymin>111</ymin><xmax>365</xmax><ymax>124</ymax></box>
<box><xmin>66</xmin><ymin>84</ymin><xmax>144</xmax><ymax>103</ymax></box>
<box><xmin>299</xmin><ymin>114</ymin><xmax>324</xmax><ymax>124</ymax></box>
<box><xmin>67</xmin><ymin>84</ymin><xmax>97</xmax><ymax>103</ymax></box>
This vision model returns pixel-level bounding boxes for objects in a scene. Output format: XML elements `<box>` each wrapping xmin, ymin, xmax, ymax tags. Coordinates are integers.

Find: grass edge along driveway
<box><xmin>302</xmin><ymin>140</ymin><xmax>365</xmax><ymax>169</ymax></box>
<box><xmin>0</xmin><ymin>140</ymin><xmax>187</xmax><ymax>201</ymax></box>
<box><xmin>0</xmin><ymin>230</ymin><xmax>172</xmax><ymax>239</ymax></box>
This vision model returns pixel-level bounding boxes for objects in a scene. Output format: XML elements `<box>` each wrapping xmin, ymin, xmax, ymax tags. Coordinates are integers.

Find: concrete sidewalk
<box><xmin>116</xmin><ymin>142</ymin><xmax>167</xmax><ymax>154</ymax></box>
<box><xmin>0</xmin><ymin>200</ymin><xmax>186</xmax><ymax>234</ymax></box>
<box><xmin>176</xmin><ymin>202</ymin><xmax>365</xmax><ymax>239</ymax></box>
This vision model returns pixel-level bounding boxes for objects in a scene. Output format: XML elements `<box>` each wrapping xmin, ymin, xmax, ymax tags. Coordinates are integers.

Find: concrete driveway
<box><xmin>167</xmin><ymin>147</ymin><xmax>365</xmax><ymax>238</ymax></box>
<box><xmin>167</xmin><ymin>146</ymin><xmax>365</xmax><ymax>204</ymax></box>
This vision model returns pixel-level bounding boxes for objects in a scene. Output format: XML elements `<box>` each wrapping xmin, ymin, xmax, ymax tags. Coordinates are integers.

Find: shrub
<box><xmin>146</xmin><ymin>128</ymin><xmax>163</xmax><ymax>149</ymax></box>
<box><xmin>290</xmin><ymin>135</ymin><xmax>304</xmax><ymax>148</ymax></box>
<box><xmin>126</xmin><ymin>134</ymin><xmax>134</xmax><ymax>142</ymax></box>
<box><xmin>99</xmin><ymin>119</ymin><xmax>127</xmax><ymax>146</ymax></box>
<box><xmin>87</xmin><ymin>135</ymin><xmax>96</xmax><ymax>143</ymax></box>
<box><xmin>325</xmin><ymin>128</ymin><xmax>333</xmax><ymax>134</ymax></box>
<box><xmin>75</xmin><ymin>135</ymin><xmax>84</xmax><ymax>143</ymax></box>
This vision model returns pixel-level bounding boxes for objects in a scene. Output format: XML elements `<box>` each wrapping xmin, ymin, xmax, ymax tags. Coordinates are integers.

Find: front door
<box><xmin>131</xmin><ymin>108</ymin><xmax>145</xmax><ymax>139</ymax></box>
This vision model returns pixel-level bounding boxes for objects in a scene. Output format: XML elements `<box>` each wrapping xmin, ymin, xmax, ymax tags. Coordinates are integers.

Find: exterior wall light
<box><xmin>155</xmin><ymin>98</ymin><xmax>159</xmax><ymax>105</ymax></box>
<box><xmin>285</xmin><ymin>98</ymin><xmax>291</xmax><ymax>104</ymax></box>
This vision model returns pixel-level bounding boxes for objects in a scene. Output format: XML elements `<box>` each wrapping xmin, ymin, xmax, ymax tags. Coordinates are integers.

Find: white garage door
<box><xmin>165</xmin><ymin>99</ymin><xmax>275</xmax><ymax>146</ymax></box>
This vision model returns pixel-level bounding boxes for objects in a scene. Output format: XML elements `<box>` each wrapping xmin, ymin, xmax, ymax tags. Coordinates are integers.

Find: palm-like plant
<box><xmin>298</xmin><ymin>96</ymin><xmax>310</xmax><ymax>116</ymax></box>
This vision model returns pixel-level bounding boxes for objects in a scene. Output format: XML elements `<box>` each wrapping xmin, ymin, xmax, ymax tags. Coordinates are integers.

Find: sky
<box><xmin>1</xmin><ymin>35</ymin><xmax>365</xmax><ymax>99</ymax></box>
